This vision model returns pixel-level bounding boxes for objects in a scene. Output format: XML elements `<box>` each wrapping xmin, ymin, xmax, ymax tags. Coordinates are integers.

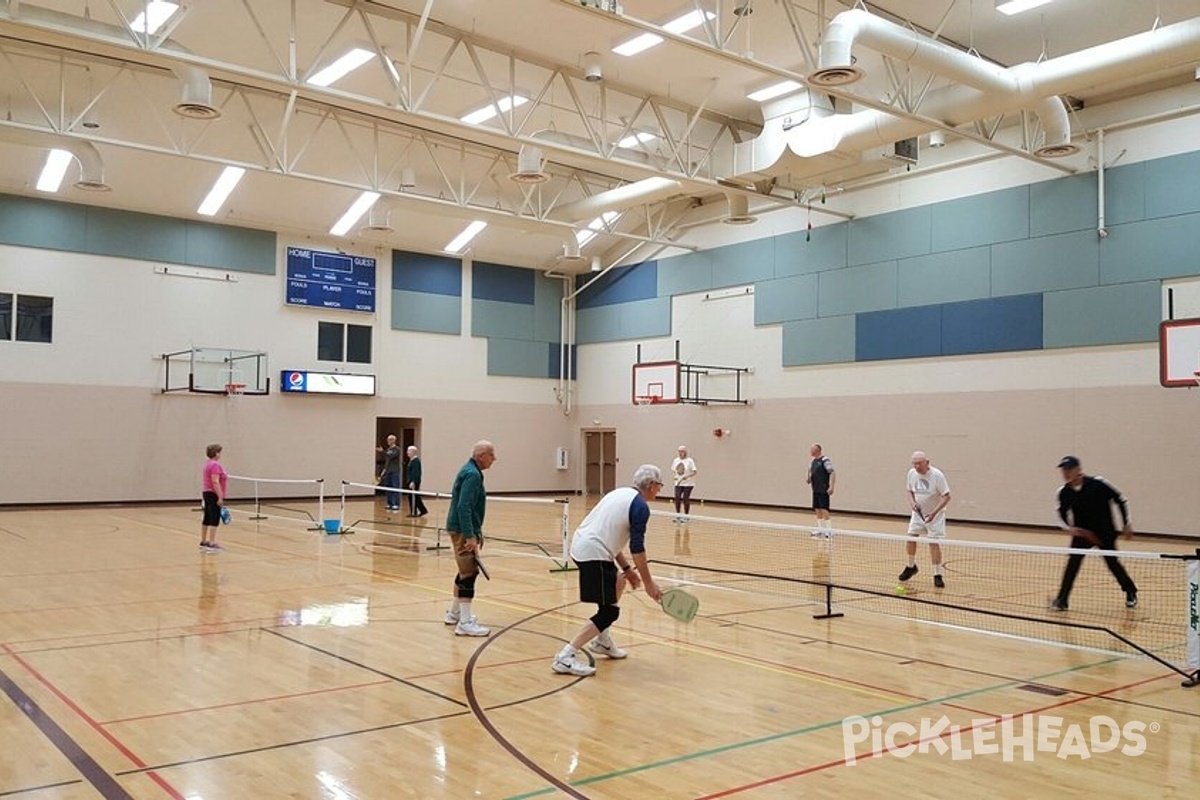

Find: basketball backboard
<box><xmin>1158</xmin><ymin>319</ymin><xmax>1200</xmax><ymax>387</ymax></box>
<box><xmin>162</xmin><ymin>347</ymin><xmax>270</xmax><ymax>394</ymax></box>
<box><xmin>632</xmin><ymin>360</ymin><xmax>680</xmax><ymax>404</ymax></box>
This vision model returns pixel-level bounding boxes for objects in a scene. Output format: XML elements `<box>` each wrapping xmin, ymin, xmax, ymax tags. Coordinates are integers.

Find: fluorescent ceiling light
<box><xmin>444</xmin><ymin>220</ymin><xmax>487</xmax><ymax>253</ymax></box>
<box><xmin>747</xmin><ymin>80</ymin><xmax>803</xmax><ymax>102</ymax></box>
<box><xmin>307</xmin><ymin>47</ymin><xmax>374</xmax><ymax>88</ymax></box>
<box><xmin>197</xmin><ymin>166</ymin><xmax>246</xmax><ymax>216</ymax></box>
<box><xmin>576</xmin><ymin>211</ymin><xmax>621</xmax><ymax>247</ymax></box>
<box><xmin>330</xmin><ymin>191</ymin><xmax>381</xmax><ymax>236</ymax></box>
<box><xmin>613</xmin><ymin>10</ymin><xmax>715</xmax><ymax>56</ymax></box>
<box><xmin>617</xmin><ymin>132</ymin><xmax>656</xmax><ymax>149</ymax></box>
<box><xmin>131</xmin><ymin>1</ymin><xmax>179</xmax><ymax>35</ymax></box>
<box><xmin>36</xmin><ymin>149</ymin><xmax>73</xmax><ymax>193</ymax></box>
<box><xmin>996</xmin><ymin>0</ymin><xmax>1054</xmax><ymax>15</ymax></box>
<box><xmin>460</xmin><ymin>95</ymin><xmax>529</xmax><ymax>125</ymax></box>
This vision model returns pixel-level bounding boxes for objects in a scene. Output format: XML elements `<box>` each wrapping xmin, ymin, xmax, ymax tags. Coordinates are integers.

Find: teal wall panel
<box><xmin>577</xmin><ymin>296</ymin><xmax>671</xmax><ymax>343</ymax></box>
<box><xmin>754</xmin><ymin>274</ymin><xmax>818</xmax><ymax>325</ymax></box>
<box><xmin>782</xmin><ymin>316</ymin><xmax>856</xmax><ymax>366</ymax></box>
<box><xmin>1103</xmin><ymin>162</ymin><xmax>1145</xmax><ymax>226</ymax></box>
<box><xmin>847</xmin><ymin>206</ymin><xmax>931</xmax><ymax>266</ymax></box>
<box><xmin>85</xmin><ymin>207</ymin><xmax>186</xmax><ymax>263</ymax></box>
<box><xmin>657</xmin><ymin>249</ymin><xmax>712</xmax><ymax>296</ymax></box>
<box><xmin>487</xmin><ymin>338</ymin><xmax>549</xmax><ymax>378</ymax></box>
<box><xmin>472</xmin><ymin>298</ymin><xmax>534</xmax><ymax>339</ymax></box>
<box><xmin>392</xmin><ymin>289</ymin><xmax>460</xmax><ymax>334</ymax></box>
<box><xmin>818</xmin><ymin>260</ymin><xmax>897</xmax><ymax>316</ymax></box>
<box><xmin>711</xmin><ymin>237</ymin><xmax>774</xmax><ymax>287</ymax></box>
<box><xmin>533</xmin><ymin>274</ymin><xmax>562</xmax><ymax>342</ymax></box>
<box><xmin>1043</xmin><ymin>281</ymin><xmax>1160</xmax><ymax>348</ymax></box>
<box><xmin>184</xmin><ymin>222</ymin><xmax>275</xmax><ymax>273</ymax></box>
<box><xmin>774</xmin><ymin>225</ymin><xmax>848</xmax><ymax>277</ymax></box>
<box><xmin>931</xmin><ymin>185</ymin><xmax>1028</xmax><ymax>251</ymax></box>
<box><xmin>991</xmin><ymin>230</ymin><xmax>1098</xmax><ymax>296</ymax></box>
<box><xmin>0</xmin><ymin>194</ymin><xmax>88</xmax><ymax>251</ymax></box>
<box><xmin>1145</xmin><ymin>150</ymin><xmax>1200</xmax><ymax>219</ymax></box>
<box><xmin>897</xmin><ymin>247</ymin><xmax>991</xmax><ymax>307</ymax></box>
<box><xmin>1100</xmin><ymin>214</ymin><xmax>1200</xmax><ymax>284</ymax></box>
<box><xmin>1030</xmin><ymin>173</ymin><xmax>1096</xmax><ymax>237</ymax></box>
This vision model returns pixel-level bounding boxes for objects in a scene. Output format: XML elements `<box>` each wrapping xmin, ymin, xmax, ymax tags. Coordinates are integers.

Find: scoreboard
<box><xmin>286</xmin><ymin>246</ymin><xmax>376</xmax><ymax>312</ymax></box>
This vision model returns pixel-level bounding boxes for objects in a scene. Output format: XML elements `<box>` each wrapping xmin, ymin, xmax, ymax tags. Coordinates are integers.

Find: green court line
<box><xmin>503</xmin><ymin>656</ymin><xmax>1121</xmax><ymax>800</ymax></box>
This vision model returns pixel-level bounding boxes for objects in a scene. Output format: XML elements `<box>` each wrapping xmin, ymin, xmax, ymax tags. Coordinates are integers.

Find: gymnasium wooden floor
<box><xmin>1</xmin><ymin>496</ymin><xmax>1197</xmax><ymax>798</ymax></box>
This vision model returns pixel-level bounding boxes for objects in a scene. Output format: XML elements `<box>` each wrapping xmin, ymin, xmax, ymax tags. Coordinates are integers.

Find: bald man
<box><xmin>899</xmin><ymin>450</ymin><xmax>951</xmax><ymax>589</ymax></box>
<box><xmin>443</xmin><ymin>440</ymin><xmax>497</xmax><ymax>636</ymax></box>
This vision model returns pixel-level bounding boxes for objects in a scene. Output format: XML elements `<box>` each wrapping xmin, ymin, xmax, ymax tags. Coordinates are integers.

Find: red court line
<box><xmin>101</xmin><ymin>678</ymin><xmax>393</xmax><ymax>724</ymax></box>
<box><xmin>694</xmin><ymin>671</ymin><xmax>1176</xmax><ymax>799</ymax></box>
<box><xmin>2</xmin><ymin>644</ymin><xmax>184</xmax><ymax>800</ymax></box>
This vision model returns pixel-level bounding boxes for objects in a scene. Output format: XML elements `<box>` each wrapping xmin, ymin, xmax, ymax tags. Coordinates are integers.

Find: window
<box><xmin>0</xmin><ymin>293</ymin><xmax>53</xmax><ymax>343</ymax></box>
<box><xmin>318</xmin><ymin>321</ymin><xmax>371</xmax><ymax>363</ymax></box>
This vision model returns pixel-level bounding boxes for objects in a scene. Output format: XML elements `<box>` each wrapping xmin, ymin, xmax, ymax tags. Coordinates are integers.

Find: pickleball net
<box><xmin>648</xmin><ymin>511</ymin><xmax>1195</xmax><ymax>681</ymax></box>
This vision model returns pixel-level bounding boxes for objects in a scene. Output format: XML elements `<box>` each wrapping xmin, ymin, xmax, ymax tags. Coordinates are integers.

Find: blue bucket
<box><xmin>323</xmin><ymin>519</ymin><xmax>340</xmax><ymax>534</ymax></box>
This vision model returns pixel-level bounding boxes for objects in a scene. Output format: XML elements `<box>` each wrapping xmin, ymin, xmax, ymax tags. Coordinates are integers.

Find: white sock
<box><xmin>458</xmin><ymin>602</ymin><xmax>472</xmax><ymax>620</ymax></box>
<box><xmin>907</xmin><ymin>558</ymin><xmax>916</xmax><ymax>568</ymax></box>
<box><xmin>934</xmin><ymin>565</ymin><xmax>943</xmax><ymax>576</ymax></box>
<box><xmin>596</xmin><ymin>630</ymin><xmax>613</xmax><ymax>646</ymax></box>
<box><xmin>449</xmin><ymin>599</ymin><xmax>461</xmax><ymax>613</ymax></box>
<box><xmin>558</xmin><ymin>645</ymin><xmax>576</xmax><ymax>660</ymax></box>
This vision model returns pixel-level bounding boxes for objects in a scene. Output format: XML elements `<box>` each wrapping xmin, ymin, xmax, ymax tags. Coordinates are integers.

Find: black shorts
<box><xmin>202</xmin><ymin>491</ymin><xmax>221</xmax><ymax>526</ymax></box>
<box><xmin>812</xmin><ymin>491</ymin><xmax>831</xmax><ymax>510</ymax></box>
<box><xmin>576</xmin><ymin>560</ymin><xmax>619</xmax><ymax>605</ymax></box>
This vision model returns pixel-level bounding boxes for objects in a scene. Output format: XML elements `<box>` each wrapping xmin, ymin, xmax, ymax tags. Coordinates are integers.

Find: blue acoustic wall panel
<box><xmin>391</xmin><ymin>289</ymin><xmax>461</xmax><ymax>334</ymax></box>
<box><xmin>658</xmin><ymin>250</ymin><xmax>713</xmax><ymax>296</ymax></box>
<box><xmin>1043</xmin><ymin>281</ymin><xmax>1160</xmax><ymax>348</ymax></box>
<box><xmin>86</xmin><ymin>207</ymin><xmax>187</xmax><ymax>263</ymax></box>
<box><xmin>897</xmin><ymin>247</ymin><xmax>991</xmax><ymax>308</ymax></box>
<box><xmin>1103</xmin><ymin>161</ymin><xmax>1145</xmax><ymax>226</ymax></box>
<box><xmin>392</xmin><ymin>250</ymin><xmax>462</xmax><ymax>295</ymax></box>
<box><xmin>1145</xmin><ymin>150</ymin><xmax>1200</xmax><ymax>219</ymax></box>
<box><xmin>774</xmin><ymin>225</ymin><xmax>849</xmax><ymax>277</ymax></box>
<box><xmin>576</xmin><ymin>296</ymin><xmax>670</xmax><ymax>343</ymax></box>
<box><xmin>847</xmin><ymin>206</ymin><xmax>931</xmax><ymax>266</ymax></box>
<box><xmin>818</xmin><ymin>260</ymin><xmax>897</xmax><ymax>316</ymax></box>
<box><xmin>473</xmin><ymin>261</ymin><xmax>535</xmax><ymax>304</ymax></box>
<box><xmin>184</xmin><ymin>221</ymin><xmax>275</xmax><ymax>273</ymax></box>
<box><xmin>1030</xmin><ymin>173</ymin><xmax>1097</xmax><ymax>238</ymax></box>
<box><xmin>1099</xmin><ymin>214</ymin><xmax>1200</xmax><ymax>284</ymax></box>
<box><xmin>577</xmin><ymin>261</ymin><xmax>658</xmax><ymax>308</ymax></box>
<box><xmin>0</xmin><ymin>193</ymin><xmax>87</xmax><ymax>251</ymax></box>
<box><xmin>855</xmin><ymin>305</ymin><xmax>942</xmax><ymax>361</ymax></box>
<box><xmin>782</xmin><ymin>316</ymin><xmax>856</xmax><ymax>366</ymax></box>
<box><xmin>533</xmin><ymin>274</ymin><xmax>563</xmax><ymax>343</ymax></box>
<box><xmin>931</xmin><ymin>185</ymin><xmax>1029</xmax><ymax>252</ymax></box>
<box><xmin>990</xmin><ymin>229</ymin><xmax>1098</xmax><ymax>296</ymax></box>
<box><xmin>941</xmin><ymin>294</ymin><xmax>1042</xmax><ymax>355</ymax></box>
<box><xmin>472</xmin><ymin>298</ymin><xmax>534</xmax><ymax>339</ymax></box>
<box><xmin>754</xmin><ymin>274</ymin><xmax>818</xmax><ymax>325</ymax></box>
<box><xmin>710</xmin><ymin>237</ymin><xmax>775</xmax><ymax>287</ymax></box>
<box><xmin>548</xmin><ymin>343</ymin><xmax>578</xmax><ymax>381</ymax></box>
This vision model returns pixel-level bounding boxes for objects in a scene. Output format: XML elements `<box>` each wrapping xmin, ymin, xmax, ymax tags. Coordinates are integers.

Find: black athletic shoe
<box><xmin>1125</xmin><ymin>591</ymin><xmax>1138</xmax><ymax>609</ymax></box>
<box><xmin>1049</xmin><ymin>598</ymin><xmax>1068</xmax><ymax>612</ymax></box>
<box><xmin>933</xmin><ymin>575</ymin><xmax>945</xmax><ymax>589</ymax></box>
<box><xmin>898</xmin><ymin>565</ymin><xmax>919</xmax><ymax>582</ymax></box>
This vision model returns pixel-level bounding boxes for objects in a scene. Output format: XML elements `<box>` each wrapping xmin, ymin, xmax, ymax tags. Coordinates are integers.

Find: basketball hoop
<box><xmin>225</xmin><ymin>383</ymin><xmax>246</xmax><ymax>396</ymax></box>
<box><xmin>634</xmin><ymin>395</ymin><xmax>657</xmax><ymax>409</ymax></box>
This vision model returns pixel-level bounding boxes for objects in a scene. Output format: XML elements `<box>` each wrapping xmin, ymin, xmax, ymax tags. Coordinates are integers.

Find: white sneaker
<box><xmin>587</xmin><ymin>639</ymin><xmax>628</xmax><ymax>659</ymax></box>
<box><xmin>454</xmin><ymin>617</ymin><xmax>490</xmax><ymax>637</ymax></box>
<box><xmin>552</xmin><ymin>655</ymin><xmax>596</xmax><ymax>676</ymax></box>
<box><xmin>444</xmin><ymin>609</ymin><xmax>460</xmax><ymax>625</ymax></box>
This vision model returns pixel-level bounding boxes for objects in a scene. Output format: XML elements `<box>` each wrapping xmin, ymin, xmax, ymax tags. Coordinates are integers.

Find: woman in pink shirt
<box><xmin>200</xmin><ymin>444</ymin><xmax>228</xmax><ymax>551</ymax></box>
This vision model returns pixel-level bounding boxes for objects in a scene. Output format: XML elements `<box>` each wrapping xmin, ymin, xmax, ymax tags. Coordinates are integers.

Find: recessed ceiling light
<box><xmin>330</xmin><ymin>191</ymin><xmax>381</xmax><ymax>236</ymax></box>
<box><xmin>131</xmin><ymin>1</ymin><xmax>179</xmax><ymax>35</ymax></box>
<box><xmin>617</xmin><ymin>132</ymin><xmax>656</xmax><ymax>149</ymax></box>
<box><xmin>576</xmin><ymin>211</ymin><xmax>621</xmax><ymax>247</ymax></box>
<box><xmin>662</xmin><ymin>9</ymin><xmax>715</xmax><ymax>35</ymax></box>
<box><xmin>197</xmin><ymin>166</ymin><xmax>246</xmax><ymax>216</ymax></box>
<box><xmin>613</xmin><ymin>10</ymin><xmax>715</xmax><ymax>57</ymax></box>
<box><xmin>308</xmin><ymin>48</ymin><xmax>375</xmax><ymax>88</ymax></box>
<box><xmin>996</xmin><ymin>0</ymin><xmax>1054</xmax><ymax>16</ymax></box>
<box><xmin>747</xmin><ymin>80</ymin><xmax>803</xmax><ymax>102</ymax></box>
<box><xmin>444</xmin><ymin>220</ymin><xmax>487</xmax><ymax>253</ymax></box>
<box><xmin>460</xmin><ymin>95</ymin><xmax>529</xmax><ymax>125</ymax></box>
<box><xmin>36</xmin><ymin>149</ymin><xmax>73</xmax><ymax>193</ymax></box>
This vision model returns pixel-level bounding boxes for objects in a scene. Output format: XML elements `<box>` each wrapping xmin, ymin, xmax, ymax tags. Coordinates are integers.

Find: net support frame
<box><xmin>228</xmin><ymin>474</ymin><xmax>324</xmax><ymax>527</ymax></box>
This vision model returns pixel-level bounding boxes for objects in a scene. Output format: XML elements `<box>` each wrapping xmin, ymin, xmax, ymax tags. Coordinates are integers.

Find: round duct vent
<box><xmin>173</xmin><ymin>102</ymin><xmax>222</xmax><ymax>120</ymax></box>
<box><xmin>808</xmin><ymin>65</ymin><xmax>863</xmax><ymax>86</ymax></box>
<box><xmin>1034</xmin><ymin>143</ymin><xmax>1080</xmax><ymax>158</ymax></box>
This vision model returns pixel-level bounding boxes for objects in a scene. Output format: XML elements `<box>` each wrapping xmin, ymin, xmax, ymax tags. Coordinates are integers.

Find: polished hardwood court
<box><xmin>1</xmin><ymin>498</ymin><xmax>1197</xmax><ymax>798</ymax></box>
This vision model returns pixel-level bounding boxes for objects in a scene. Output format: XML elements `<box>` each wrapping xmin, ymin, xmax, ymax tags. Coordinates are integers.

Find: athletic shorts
<box><xmin>908</xmin><ymin>513</ymin><xmax>946</xmax><ymax>538</ymax></box>
<box><xmin>449</xmin><ymin>533</ymin><xmax>482</xmax><ymax>578</ymax></box>
<box><xmin>812</xmin><ymin>491</ymin><xmax>831</xmax><ymax>510</ymax></box>
<box><xmin>576</xmin><ymin>560</ymin><xmax>619</xmax><ymax>605</ymax></box>
<box><xmin>202</xmin><ymin>491</ymin><xmax>221</xmax><ymax>527</ymax></box>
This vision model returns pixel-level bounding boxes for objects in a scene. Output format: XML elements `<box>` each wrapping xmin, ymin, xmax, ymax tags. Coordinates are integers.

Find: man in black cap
<box><xmin>1050</xmin><ymin>455</ymin><xmax>1138</xmax><ymax>611</ymax></box>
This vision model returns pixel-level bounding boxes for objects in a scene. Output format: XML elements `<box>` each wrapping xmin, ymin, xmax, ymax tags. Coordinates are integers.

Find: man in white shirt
<box><xmin>551</xmin><ymin>465</ymin><xmax>665</xmax><ymax>677</ymax></box>
<box><xmin>899</xmin><ymin>450</ymin><xmax>951</xmax><ymax>589</ymax></box>
<box><xmin>670</xmin><ymin>445</ymin><xmax>697</xmax><ymax>522</ymax></box>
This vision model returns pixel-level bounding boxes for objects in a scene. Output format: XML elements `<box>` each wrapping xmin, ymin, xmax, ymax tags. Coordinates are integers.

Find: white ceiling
<box><xmin>1</xmin><ymin>0</ymin><xmax>1199</xmax><ymax>271</ymax></box>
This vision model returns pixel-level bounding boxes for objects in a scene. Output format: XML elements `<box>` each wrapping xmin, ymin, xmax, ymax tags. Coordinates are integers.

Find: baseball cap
<box><xmin>1057</xmin><ymin>455</ymin><xmax>1080</xmax><ymax>469</ymax></box>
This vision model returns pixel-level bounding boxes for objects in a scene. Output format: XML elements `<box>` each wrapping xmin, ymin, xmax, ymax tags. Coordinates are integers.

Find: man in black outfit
<box><xmin>1050</xmin><ymin>455</ymin><xmax>1138</xmax><ymax>611</ymax></box>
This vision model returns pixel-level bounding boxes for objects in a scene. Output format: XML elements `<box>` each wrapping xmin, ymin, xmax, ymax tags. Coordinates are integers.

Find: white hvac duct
<box><xmin>551</xmin><ymin>176</ymin><xmax>683</xmax><ymax>222</ymax></box>
<box><xmin>734</xmin><ymin>13</ymin><xmax>1200</xmax><ymax>182</ymax></box>
<box><xmin>172</xmin><ymin>66</ymin><xmax>221</xmax><ymax>119</ymax></box>
<box><xmin>0</xmin><ymin>127</ymin><xmax>109</xmax><ymax>190</ymax></box>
